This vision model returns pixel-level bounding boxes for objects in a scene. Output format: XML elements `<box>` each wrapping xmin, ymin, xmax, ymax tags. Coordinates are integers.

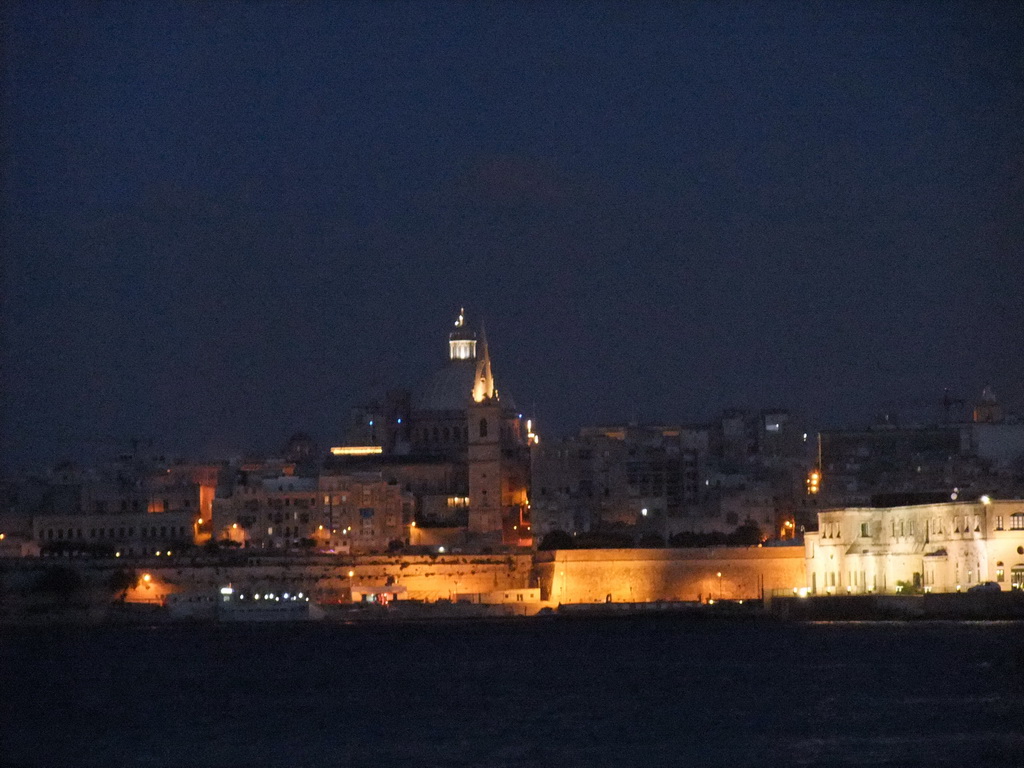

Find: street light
<box><xmin>717</xmin><ymin>571</ymin><xmax>722</xmax><ymax>601</ymax></box>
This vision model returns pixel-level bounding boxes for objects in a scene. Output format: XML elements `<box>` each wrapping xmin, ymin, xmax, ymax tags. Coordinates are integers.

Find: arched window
<box><xmin>479</xmin><ymin>418</ymin><xmax>488</xmax><ymax>438</ymax></box>
<box><xmin>1012</xmin><ymin>566</ymin><xmax>1024</xmax><ymax>591</ymax></box>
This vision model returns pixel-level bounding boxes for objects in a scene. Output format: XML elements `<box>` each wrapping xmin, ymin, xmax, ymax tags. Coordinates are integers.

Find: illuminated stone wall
<box><xmin>536</xmin><ymin>547</ymin><xmax>806</xmax><ymax>603</ymax></box>
<box><xmin>2</xmin><ymin>549</ymin><xmax>807</xmax><ymax>610</ymax></box>
<box><xmin>130</xmin><ymin>548</ymin><xmax>806</xmax><ymax>606</ymax></box>
<box><xmin>129</xmin><ymin>553</ymin><xmax>536</xmax><ymax>603</ymax></box>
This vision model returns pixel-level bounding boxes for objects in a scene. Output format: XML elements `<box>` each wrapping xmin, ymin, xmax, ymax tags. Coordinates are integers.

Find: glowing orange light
<box><xmin>331</xmin><ymin>446</ymin><xmax>383</xmax><ymax>456</ymax></box>
<box><xmin>142</xmin><ymin>573</ymin><xmax>152</xmax><ymax>582</ymax></box>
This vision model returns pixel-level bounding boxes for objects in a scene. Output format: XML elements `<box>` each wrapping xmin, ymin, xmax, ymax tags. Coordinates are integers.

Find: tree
<box><xmin>537</xmin><ymin>530</ymin><xmax>575</xmax><ymax>550</ymax></box>
<box><xmin>728</xmin><ymin>522</ymin><xmax>763</xmax><ymax>547</ymax></box>
<box><xmin>637</xmin><ymin>533</ymin><xmax>666</xmax><ymax>548</ymax></box>
<box><xmin>574</xmin><ymin>530</ymin><xmax>634</xmax><ymax>549</ymax></box>
<box><xmin>107</xmin><ymin>568</ymin><xmax>137</xmax><ymax>600</ymax></box>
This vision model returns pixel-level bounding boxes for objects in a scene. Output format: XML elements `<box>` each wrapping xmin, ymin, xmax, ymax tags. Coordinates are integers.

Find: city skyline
<box><xmin>3</xmin><ymin>2</ymin><xmax>1023</xmax><ymax>471</ymax></box>
<box><xmin>4</xmin><ymin>302</ymin><xmax>1016</xmax><ymax>471</ymax></box>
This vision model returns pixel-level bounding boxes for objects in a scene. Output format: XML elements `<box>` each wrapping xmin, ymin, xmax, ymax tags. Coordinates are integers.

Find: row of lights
<box><xmin>219</xmin><ymin>586</ymin><xmax>308</xmax><ymax>602</ymax></box>
<box><xmin>115</xmin><ymin>550</ymin><xmax>172</xmax><ymax>558</ymax></box>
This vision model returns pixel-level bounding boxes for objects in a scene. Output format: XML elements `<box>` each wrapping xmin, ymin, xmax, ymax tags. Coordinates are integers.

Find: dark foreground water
<box><xmin>1</xmin><ymin>618</ymin><xmax>1022</xmax><ymax>767</ymax></box>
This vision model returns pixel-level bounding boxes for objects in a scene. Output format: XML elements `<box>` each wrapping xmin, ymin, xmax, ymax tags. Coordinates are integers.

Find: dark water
<box><xmin>1</xmin><ymin>618</ymin><xmax>1022</xmax><ymax>767</ymax></box>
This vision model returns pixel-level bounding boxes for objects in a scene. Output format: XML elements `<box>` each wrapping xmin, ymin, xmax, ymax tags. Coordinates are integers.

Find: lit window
<box><xmin>1010</xmin><ymin>514</ymin><xmax>1024</xmax><ymax>531</ymax></box>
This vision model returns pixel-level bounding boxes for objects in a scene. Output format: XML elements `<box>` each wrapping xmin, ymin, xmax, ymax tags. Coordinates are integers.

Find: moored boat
<box><xmin>167</xmin><ymin>586</ymin><xmax>325</xmax><ymax>622</ymax></box>
<box><xmin>216</xmin><ymin>586</ymin><xmax>325</xmax><ymax>622</ymax></box>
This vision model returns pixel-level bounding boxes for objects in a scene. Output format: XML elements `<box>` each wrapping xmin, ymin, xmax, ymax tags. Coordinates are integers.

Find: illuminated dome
<box><xmin>413</xmin><ymin>310</ymin><xmax>513</xmax><ymax>412</ymax></box>
<box><xmin>413</xmin><ymin>361</ymin><xmax>479</xmax><ymax>412</ymax></box>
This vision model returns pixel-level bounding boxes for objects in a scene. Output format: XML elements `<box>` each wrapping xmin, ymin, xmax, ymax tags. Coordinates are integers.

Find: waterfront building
<box><xmin>319</xmin><ymin>471</ymin><xmax>413</xmax><ymax>554</ymax></box>
<box><xmin>24</xmin><ymin>455</ymin><xmax>220</xmax><ymax>557</ymax></box>
<box><xmin>218</xmin><ymin>473</ymin><xmax>321</xmax><ymax>550</ymax></box>
<box><xmin>34</xmin><ymin>509</ymin><xmax>197</xmax><ymax>557</ymax></box>
<box><xmin>804</xmin><ymin>498</ymin><xmax>1024</xmax><ymax>594</ymax></box>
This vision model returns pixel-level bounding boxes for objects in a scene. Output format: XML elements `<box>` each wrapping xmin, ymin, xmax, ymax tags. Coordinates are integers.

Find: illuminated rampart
<box><xmin>536</xmin><ymin>547</ymin><xmax>806</xmax><ymax>603</ymax></box>
<box><xmin>0</xmin><ymin>548</ymin><xmax>807</xmax><ymax>613</ymax></box>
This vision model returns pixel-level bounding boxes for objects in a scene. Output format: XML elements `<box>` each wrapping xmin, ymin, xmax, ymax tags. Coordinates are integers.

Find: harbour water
<box><xmin>1</xmin><ymin>618</ymin><xmax>1021</xmax><ymax>767</ymax></box>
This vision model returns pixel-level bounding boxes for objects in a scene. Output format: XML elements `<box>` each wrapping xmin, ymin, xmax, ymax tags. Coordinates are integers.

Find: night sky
<box><xmin>3</xmin><ymin>1</ymin><xmax>1023</xmax><ymax>471</ymax></box>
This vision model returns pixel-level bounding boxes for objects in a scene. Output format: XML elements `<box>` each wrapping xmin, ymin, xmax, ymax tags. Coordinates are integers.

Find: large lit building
<box><xmin>25</xmin><ymin>455</ymin><xmax>220</xmax><ymax>557</ymax></box>
<box><xmin>319</xmin><ymin>471</ymin><xmax>413</xmax><ymax>554</ymax></box>
<box><xmin>334</xmin><ymin>311</ymin><xmax>532</xmax><ymax>547</ymax></box>
<box><xmin>804</xmin><ymin>498</ymin><xmax>1024</xmax><ymax>594</ymax></box>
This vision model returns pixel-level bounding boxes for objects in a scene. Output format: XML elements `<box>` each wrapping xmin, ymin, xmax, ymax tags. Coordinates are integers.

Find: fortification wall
<box><xmin>2</xmin><ymin>548</ymin><xmax>806</xmax><ymax>609</ymax></box>
<box><xmin>535</xmin><ymin>547</ymin><xmax>806</xmax><ymax>603</ymax></box>
<box><xmin>116</xmin><ymin>553</ymin><xmax>535</xmax><ymax>604</ymax></box>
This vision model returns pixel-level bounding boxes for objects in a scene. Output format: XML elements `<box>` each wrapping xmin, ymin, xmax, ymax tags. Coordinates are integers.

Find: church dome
<box><xmin>413</xmin><ymin>310</ymin><xmax>515</xmax><ymax>413</ymax></box>
<box><xmin>413</xmin><ymin>360</ymin><xmax>479</xmax><ymax>412</ymax></box>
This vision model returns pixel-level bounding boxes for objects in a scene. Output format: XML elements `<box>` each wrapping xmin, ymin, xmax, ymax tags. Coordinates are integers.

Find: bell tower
<box><xmin>467</xmin><ymin>323</ymin><xmax>502</xmax><ymax>538</ymax></box>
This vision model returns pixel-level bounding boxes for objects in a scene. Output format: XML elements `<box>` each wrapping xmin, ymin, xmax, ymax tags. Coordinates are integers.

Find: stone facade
<box><xmin>535</xmin><ymin>546</ymin><xmax>806</xmax><ymax>603</ymax></box>
<box><xmin>319</xmin><ymin>472</ymin><xmax>413</xmax><ymax>554</ymax></box>
<box><xmin>804</xmin><ymin>499</ymin><xmax>1024</xmax><ymax>594</ymax></box>
<box><xmin>33</xmin><ymin>509</ymin><xmax>197</xmax><ymax>557</ymax></box>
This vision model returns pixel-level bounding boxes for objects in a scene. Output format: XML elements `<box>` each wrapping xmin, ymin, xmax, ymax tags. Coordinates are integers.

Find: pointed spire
<box><xmin>472</xmin><ymin>320</ymin><xmax>496</xmax><ymax>402</ymax></box>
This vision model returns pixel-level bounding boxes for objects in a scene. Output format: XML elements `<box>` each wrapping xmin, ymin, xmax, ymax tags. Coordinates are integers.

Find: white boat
<box><xmin>215</xmin><ymin>586</ymin><xmax>325</xmax><ymax>622</ymax></box>
<box><xmin>167</xmin><ymin>587</ymin><xmax>324</xmax><ymax>622</ymax></box>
